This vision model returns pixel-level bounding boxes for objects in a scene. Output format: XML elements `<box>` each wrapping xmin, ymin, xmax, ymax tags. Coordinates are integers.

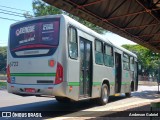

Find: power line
<box><xmin>0</xmin><ymin>17</ymin><xmax>19</xmax><ymax>21</ymax></box>
<box><xmin>0</xmin><ymin>8</ymin><xmax>26</xmax><ymax>16</ymax></box>
<box><xmin>0</xmin><ymin>11</ymin><xmax>24</xmax><ymax>17</ymax></box>
<box><xmin>0</xmin><ymin>5</ymin><xmax>32</xmax><ymax>13</ymax></box>
<box><xmin>0</xmin><ymin>5</ymin><xmax>33</xmax><ymax>21</ymax></box>
<box><xmin>0</xmin><ymin>8</ymin><xmax>34</xmax><ymax>18</ymax></box>
<box><xmin>0</xmin><ymin>8</ymin><xmax>33</xmax><ymax>21</ymax></box>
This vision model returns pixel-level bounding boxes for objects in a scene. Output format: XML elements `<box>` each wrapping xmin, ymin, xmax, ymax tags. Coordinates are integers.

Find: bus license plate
<box><xmin>25</xmin><ymin>88</ymin><xmax>36</xmax><ymax>93</ymax></box>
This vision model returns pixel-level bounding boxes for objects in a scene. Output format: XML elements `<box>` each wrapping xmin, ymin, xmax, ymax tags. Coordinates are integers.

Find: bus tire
<box><xmin>125</xmin><ymin>83</ymin><xmax>133</xmax><ymax>97</ymax></box>
<box><xmin>55</xmin><ymin>96</ymin><xmax>71</xmax><ymax>103</ymax></box>
<box><xmin>98</xmin><ymin>84</ymin><xmax>109</xmax><ymax>105</ymax></box>
<box><xmin>125</xmin><ymin>92</ymin><xmax>131</xmax><ymax>97</ymax></box>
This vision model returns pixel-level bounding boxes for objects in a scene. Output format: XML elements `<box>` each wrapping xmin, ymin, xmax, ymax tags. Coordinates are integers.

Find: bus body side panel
<box><xmin>121</xmin><ymin>70</ymin><xmax>131</xmax><ymax>93</ymax></box>
<box><xmin>93</xmin><ymin>65</ymin><xmax>115</xmax><ymax>96</ymax></box>
<box><xmin>52</xmin><ymin>16</ymin><xmax>68</xmax><ymax>97</ymax></box>
<box><xmin>92</xmin><ymin>40</ymin><xmax>115</xmax><ymax>97</ymax></box>
<box><xmin>65</xmin><ymin>28</ymin><xmax>80</xmax><ymax>101</ymax></box>
<box><xmin>121</xmin><ymin>56</ymin><xmax>132</xmax><ymax>94</ymax></box>
<box><xmin>66</xmin><ymin>58</ymin><xmax>80</xmax><ymax>100</ymax></box>
<box><xmin>92</xmin><ymin>39</ymin><xmax>101</xmax><ymax>98</ymax></box>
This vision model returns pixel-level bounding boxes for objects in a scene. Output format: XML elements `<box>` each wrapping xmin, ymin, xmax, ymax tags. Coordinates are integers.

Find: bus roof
<box><xmin>63</xmin><ymin>15</ymin><xmax>137</xmax><ymax>58</ymax></box>
<box><xmin>113</xmin><ymin>43</ymin><xmax>137</xmax><ymax>58</ymax></box>
<box><xmin>63</xmin><ymin>15</ymin><xmax>112</xmax><ymax>44</ymax></box>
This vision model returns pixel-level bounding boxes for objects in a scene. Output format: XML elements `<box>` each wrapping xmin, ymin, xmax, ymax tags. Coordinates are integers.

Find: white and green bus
<box><xmin>7</xmin><ymin>14</ymin><xmax>138</xmax><ymax>105</ymax></box>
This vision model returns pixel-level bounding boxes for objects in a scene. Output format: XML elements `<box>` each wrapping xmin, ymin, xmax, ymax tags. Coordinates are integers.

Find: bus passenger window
<box><xmin>130</xmin><ymin>57</ymin><xmax>134</xmax><ymax>71</ymax></box>
<box><xmin>123</xmin><ymin>53</ymin><xmax>130</xmax><ymax>70</ymax></box>
<box><xmin>104</xmin><ymin>44</ymin><xmax>114</xmax><ymax>67</ymax></box>
<box><xmin>68</xmin><ymin>27</ymin><xmax>78</xmax><ymax>59</ymax></box>
<box><xmin>95</xmin><ymin>40</ymin><xmax>103</xmax><ymax>65</ymax></box>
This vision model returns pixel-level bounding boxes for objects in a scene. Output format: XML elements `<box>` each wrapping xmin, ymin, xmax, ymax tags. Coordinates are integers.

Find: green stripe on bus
<box><xmin>67</xmin><ymin>81</ymin><xmax>131</xmax><ymax>86</ymax></box>
<box><xmin>121</xmin><ymin>82</ymin><xmax>130</xmax><ymax>85</ymax></box>
<box><xmin>68</xmin><ymin>82</ymin><xmax>80</xmax><ymax>86</ymax></box>
<box><xmin>10</xmin><ymin>73</ymin><xmax>56</xmax><ymax>77</ymax></box>
<box><xmin>110</xmin><ymin>82</ymin><xmax>115</xmax><ymax>85</ymax></box>
<box><xmin>93</xmin><ymin>82</ymin><xmax>101</xmax><ymax>86</ymax></box>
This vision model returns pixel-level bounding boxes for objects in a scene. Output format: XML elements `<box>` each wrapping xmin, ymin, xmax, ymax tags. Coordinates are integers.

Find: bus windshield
<box><xmin>9</xmin><ymin>18</ymin><xmax>60</xmax><ymax>57</ymax></box>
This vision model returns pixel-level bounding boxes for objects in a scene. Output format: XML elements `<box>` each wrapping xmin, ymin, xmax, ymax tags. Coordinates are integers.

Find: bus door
<box><xmin>115</xmin><ymin>52</ymin><xmax>122</xmax><ymax>93</ymax></box>
<box><xmin>79</xmin><ymin>37</ymin><xmax>92</xmax><ymax>97</ymax></box>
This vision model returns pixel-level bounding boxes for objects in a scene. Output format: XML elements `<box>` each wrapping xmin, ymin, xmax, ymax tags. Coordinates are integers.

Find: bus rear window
<box><xmin>9</xmin><ymin>18</ymin><xmax>60</xmax><ymax>57</ymax></box>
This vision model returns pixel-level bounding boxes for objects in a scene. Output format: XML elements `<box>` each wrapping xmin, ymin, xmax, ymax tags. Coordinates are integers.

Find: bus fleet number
<box><xmin>10</xmin><ymin>61</ymin><xmax>18</xmax><ymax>67</ymax></box>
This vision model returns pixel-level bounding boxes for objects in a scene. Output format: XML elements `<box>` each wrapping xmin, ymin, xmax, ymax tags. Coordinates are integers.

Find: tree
<box><xmin>122</xmin><ymin>44</ymin><xmax>160</xmax><ymax>79</ymax></box>
<box><xmin>122</xmin><ymin>44</ymin><xmax>149</xmax><ymax>68</ymax></box>
<box><xmin>28</xmin><ymin>0</ymin><xmax>106</xmax><ymax>34</ymax></box>
<box><xmin>0</xmin><ymin>47</ymin><xmax>7</xmax><ymax>72</ymax></box>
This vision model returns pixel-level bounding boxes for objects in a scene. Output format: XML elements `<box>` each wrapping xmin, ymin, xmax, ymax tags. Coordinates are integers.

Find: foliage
<box><xmin>122</xmin><ymin>44</ymin><xmax>160</xmax><ymax>76</ymax></box>
<box><xmin>32</xmin><ymin>0</ymin><xmax>63</xmax><ymax>16</ymax></box>
<box><xmin>0</xmin><ymin>82</ymin><xmax>7</xmax><ymax>89</ymax></box>
<box><xmin>0</xmin><ymin>82</ymin><xmax>7</xmax><ymax>87</ymax></box>
<box><xmin>0</xmin><ymin>47</ymin><xmax>7</xmax><ymax>72</ymax></box>
<box><xmin>23</xmin><ymin>12</ymin><xmax>33</xmax><ymax>18</ymax></box>
<box><xmin>29</xmin><ymin>0</ymin><xmax>106</xmax><ymax>34</ymax></box>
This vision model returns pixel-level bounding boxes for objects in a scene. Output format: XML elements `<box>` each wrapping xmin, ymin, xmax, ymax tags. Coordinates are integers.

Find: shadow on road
<box><xmin>89</xmin><ymin>104</ymin><xmax>155</xmax><ymax>120</ymax></box>
<box><xmin>132</xmin><ymin>90</ymin><xmax>160</xmax><ymax>99</ymax></box>
<box><xmin>0</xmin><ymin>95</ymin><xmax>126</xmax><ymax>117</ymax></box>
<box><xmin>0</xmin><ymin>88</ymin><xmax>159</xmax><ymax>118</ymax></box>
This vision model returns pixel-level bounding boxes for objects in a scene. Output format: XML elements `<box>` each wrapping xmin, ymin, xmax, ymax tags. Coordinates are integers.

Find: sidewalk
<box><xmin>138</xmin><ymin>81</ymin><xmax>158</xmax><ymax>86</ymax></box>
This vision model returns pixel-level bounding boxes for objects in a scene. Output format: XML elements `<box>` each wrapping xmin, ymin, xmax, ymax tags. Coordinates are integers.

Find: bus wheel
<box><xmin>98</xmin><ymin>84</ymin><xmax>109</xmax><ymax>105</ymax></box>
<box><xmin>55</xmin><ymin>96</ymin><xmax>71</xmax><ymax>103</ymax></box>
<box><xmin>125</xmin><ymin>92</ymin><xmax>131</xmax><ymax>97</ymax></box>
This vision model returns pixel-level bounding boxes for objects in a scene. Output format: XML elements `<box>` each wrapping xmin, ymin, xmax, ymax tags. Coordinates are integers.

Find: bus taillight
<box><xmin>55</xmin><ymin>62</ymin><xmax>63</xmax><ymax>84</ymax></box>
<box><xmin>7</xmin><ymin>65</ymin><xmax>11</xmax><ymax>83</ymax></box>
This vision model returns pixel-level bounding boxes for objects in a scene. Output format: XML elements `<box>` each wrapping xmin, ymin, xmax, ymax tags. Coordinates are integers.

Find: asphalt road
<box><xmin>0</xmin><ymin>85</ymin><xmax>160</xmax><ymax>119</ymax></box>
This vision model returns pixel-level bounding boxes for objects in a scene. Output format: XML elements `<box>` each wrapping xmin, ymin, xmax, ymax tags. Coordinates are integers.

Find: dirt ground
<box><xmin>138</xmin><ymin>81</ymin><xmax>159</xmax><ymax>86</ymax></box>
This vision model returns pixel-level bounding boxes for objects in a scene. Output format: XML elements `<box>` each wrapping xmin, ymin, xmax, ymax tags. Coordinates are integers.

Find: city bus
<box><xmin>7</xmin><ymin>14</ymin><xmax>138</xmax><ymax>105</ymax></box>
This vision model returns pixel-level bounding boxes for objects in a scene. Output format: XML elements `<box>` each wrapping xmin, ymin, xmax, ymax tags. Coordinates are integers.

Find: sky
<box><xmin>0</xmin><ymin>0</ymin><xmax>33</xmax><ymax>46</ymax></box>
<box><xmin>0</xmin><ymin>0</ymin><xmax>136</xmax><ymax>47</ymax></box>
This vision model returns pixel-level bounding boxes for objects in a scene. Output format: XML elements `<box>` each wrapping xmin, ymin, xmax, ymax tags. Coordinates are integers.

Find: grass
<box><xmin>0</xmin><ymin>82</ymin><xmax>7</xmax><ymax>88</ymax></box>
